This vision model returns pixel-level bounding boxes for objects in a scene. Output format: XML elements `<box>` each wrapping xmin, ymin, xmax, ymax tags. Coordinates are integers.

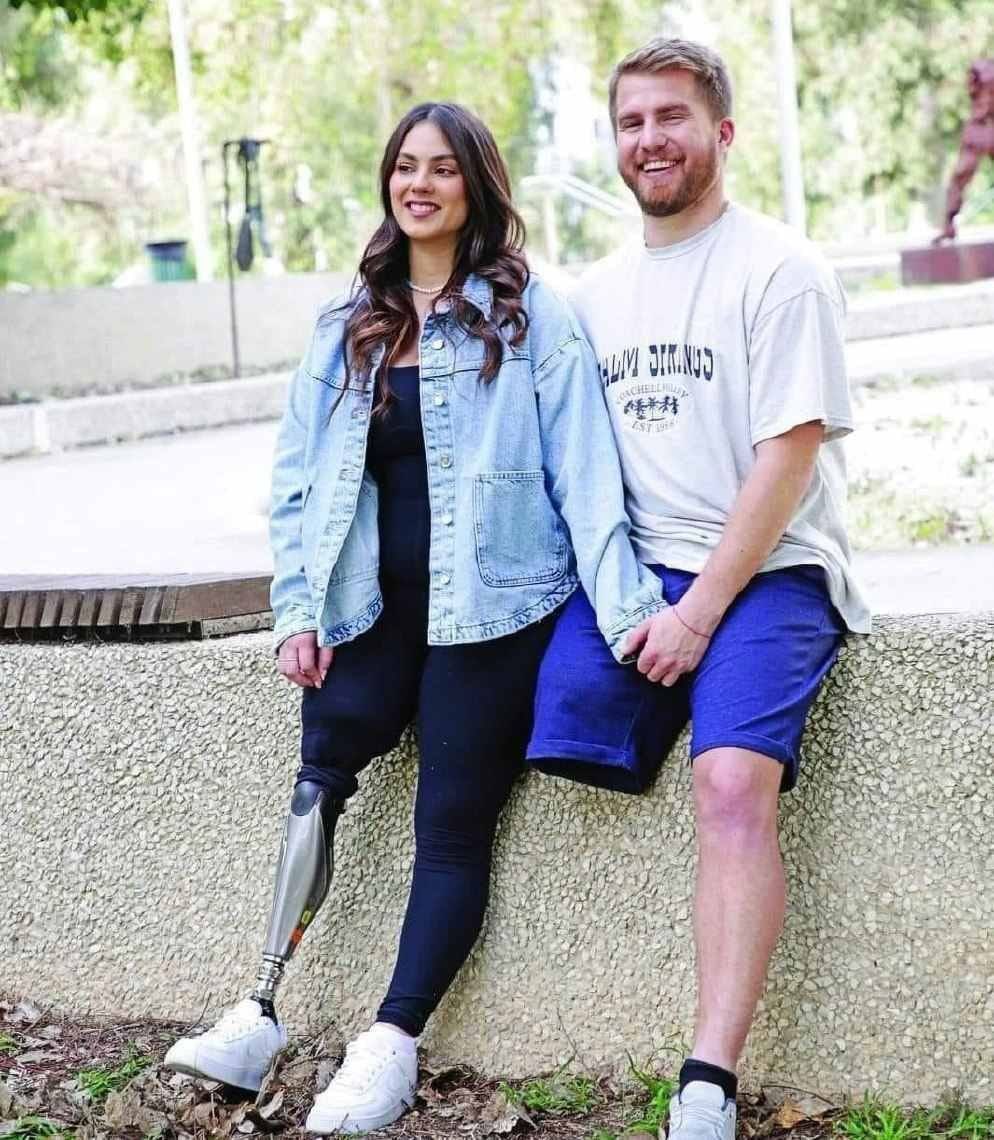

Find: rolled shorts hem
<box><xmin>525</xmin><ymin>737</ymin><xmax>635</xmax><ymax>764</ymax></box>
<box><xmin>691</xmin><ymin>734</ymin><xmax>798</xmax><ymax>793</ymax></box>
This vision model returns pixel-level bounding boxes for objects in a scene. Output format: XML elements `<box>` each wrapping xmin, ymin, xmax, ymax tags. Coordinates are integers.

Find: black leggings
<box><xmin>298</xmin><ymin>582</ymin><xmax>555</xmax><ymax>1036</ymax></box>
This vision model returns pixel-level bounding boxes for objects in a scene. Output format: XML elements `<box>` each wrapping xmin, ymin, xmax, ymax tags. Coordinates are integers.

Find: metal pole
<box><xmin>166</xmin><ymin>0</ymin><xmax>214</xmax><ymax>280</ymax></box>
<box><xmin>770</xmin><ymin>0</ymin><xmax>807</xmax><ymax>233</ymax></box>
<box><xmin>222</xmin><ymin>142</ymin><xmax>240</xmax><ymax>378</ymax></box>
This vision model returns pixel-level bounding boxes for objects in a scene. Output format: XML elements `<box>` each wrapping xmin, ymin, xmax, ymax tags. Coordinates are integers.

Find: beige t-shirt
<box><xmin>570</xmin><ymin>202</ymin><xmax>870</xmax><ymax>633</ymax></box>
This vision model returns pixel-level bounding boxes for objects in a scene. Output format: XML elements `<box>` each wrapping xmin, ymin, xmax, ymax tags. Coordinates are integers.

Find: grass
<box><xmin>584</xmin><ymin>1059</ymin><xmax>676</xmax><ymax>1140</ymax></box>
<box><xmin>0</xmin><ymin>1119</ymin><xmax>71</xmax><ymax>1140</ymax></box>
<box><xmin>499</xmin><ymin>1068</ymin><xmax>601</xmax><ymax>1116</ymax></box>
<box><xmin>0</xmin><ymin>1030</ymin><xmax>19</xmax><ymax>1054</ymax></box>
<box><xmin>75</xmin><ymin>1046</ymin><xmax>153</xmax><ymax>1104</ymax></box>
<box><xmin>623</xmin><ymin>1060</ymin><xmax>676</xmax><ymax>1134</ymax></box>
<box><xmin>834</xmin><ymin>1099</ymin><xmax>994</xmax><ymax>1140</ymax></box>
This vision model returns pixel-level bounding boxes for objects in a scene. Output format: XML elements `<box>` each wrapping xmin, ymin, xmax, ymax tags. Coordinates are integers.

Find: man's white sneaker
<box><xmin>163</xmin><ymin>998</ymin><xmax>287</xmax><ymax>1091</ymax></box>
<box><xmin>665</xmin><ymin>1080</ymin><xmax>736</xmax><ymax>1140</ymax></box>
<box><xmin>305</xmin><ymin>1024</ymin><xmax>417</xmax><ymax>1135</ymax></box>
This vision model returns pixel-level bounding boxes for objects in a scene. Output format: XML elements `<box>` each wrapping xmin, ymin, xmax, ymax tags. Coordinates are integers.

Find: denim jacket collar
<box><xmin>447</xmin><ymin>273</ymin><xmax>493</xmax><ymax>319</ymax></box>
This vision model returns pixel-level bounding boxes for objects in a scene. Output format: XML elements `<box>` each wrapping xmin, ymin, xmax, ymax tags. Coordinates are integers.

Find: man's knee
<box><xmin>693</xmin><ymin>748</ymin><xmax>782</xmax><ymax>837</ymax></box>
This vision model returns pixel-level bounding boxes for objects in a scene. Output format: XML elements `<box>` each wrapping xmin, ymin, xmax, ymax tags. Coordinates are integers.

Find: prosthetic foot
<box><xmin>163</xmin><ymin>782</ymin><xmax>342</xmax><ymax>1089</ymax></box>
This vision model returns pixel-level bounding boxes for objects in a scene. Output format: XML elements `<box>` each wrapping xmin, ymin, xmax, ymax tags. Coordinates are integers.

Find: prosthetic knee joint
<box><xmin>252</xmin><ymin>781</ymin><xmax>342</xmax><ymax>1008</ymax></box>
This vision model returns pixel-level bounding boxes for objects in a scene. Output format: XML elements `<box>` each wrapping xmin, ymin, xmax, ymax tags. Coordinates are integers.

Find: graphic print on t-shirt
<box><xmin>598</xmin><ymin>339</ymin><xmax>714</xmax><ymax>435</ymax></box>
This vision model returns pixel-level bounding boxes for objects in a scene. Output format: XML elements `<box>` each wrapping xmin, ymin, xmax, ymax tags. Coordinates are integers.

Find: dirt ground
<box><xmin>0</xmin><ymin>998</ymin><xmax>843</xmax><ymax>1140</ymax></box>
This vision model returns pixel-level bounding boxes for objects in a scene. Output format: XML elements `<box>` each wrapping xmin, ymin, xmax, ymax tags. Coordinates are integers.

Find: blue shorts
<box><xmin>527</xmin><ymin>564</ymin><xmax>845</xmax><ymax>794</ymax></box>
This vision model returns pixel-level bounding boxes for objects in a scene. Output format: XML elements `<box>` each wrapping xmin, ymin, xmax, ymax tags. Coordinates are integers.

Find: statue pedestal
<box><xmin>901</xmin><ymin>240</ymin><xmax>994</xmax><ymax>286</ymax></box>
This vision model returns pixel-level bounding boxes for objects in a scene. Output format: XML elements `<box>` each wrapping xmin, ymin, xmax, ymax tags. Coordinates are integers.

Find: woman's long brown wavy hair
<box><xmin>341</xmin><ymin>102</ymin><xmax>530</xmax><ymax>410</ymax></box>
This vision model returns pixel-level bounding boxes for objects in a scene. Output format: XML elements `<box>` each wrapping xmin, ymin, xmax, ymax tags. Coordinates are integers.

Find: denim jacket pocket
<box><xmin>329</xmin><ymin>477</ymin><xmax>380</xmax><ymax>586</ymax></box>
<box><xmin>473</xmin><ymin>470</ymin><xmax>567</xmax><ymax>587</ymax></box>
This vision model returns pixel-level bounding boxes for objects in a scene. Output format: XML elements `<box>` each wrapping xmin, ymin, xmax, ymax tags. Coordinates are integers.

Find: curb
<box><xmin>0</xmin><ymin>372</ymin><xmax>290</xmax><ymax>459</ymax></box>
<box><xmin>2</xmin><ymin>330</ymin><xmax>993</xmax><ymax>459</ymax></box>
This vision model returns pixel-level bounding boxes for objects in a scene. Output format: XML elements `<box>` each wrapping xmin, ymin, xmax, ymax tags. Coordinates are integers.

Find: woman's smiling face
<box><xmin>388</xmin><ymin>119</ymin><xmax>469</xmax><ymax>247</ymax></box>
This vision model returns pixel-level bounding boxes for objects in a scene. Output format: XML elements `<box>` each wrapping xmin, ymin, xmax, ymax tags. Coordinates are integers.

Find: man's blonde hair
<box><xmin>608</xmin><ymin>37</ymin><xmax>733</xmax><ymax>128</ymax></box>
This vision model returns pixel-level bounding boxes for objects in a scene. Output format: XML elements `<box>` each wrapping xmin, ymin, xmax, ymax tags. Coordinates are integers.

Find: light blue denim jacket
<box><xmin>270</xmin><ymin>273</ymin><xmax>664</xmax><ymax>661</ymax></box>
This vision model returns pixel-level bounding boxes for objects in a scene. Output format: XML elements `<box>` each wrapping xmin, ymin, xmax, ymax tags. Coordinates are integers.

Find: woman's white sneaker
<box><xmin>305</xmin><ymin>1024</ymin><xmax>418</xmax><ymax>1135</ymax></box>
<box><xmin>163</xmin><ymin>998</ymin><xmax>287</xmax><ymax>1091</ymax></box>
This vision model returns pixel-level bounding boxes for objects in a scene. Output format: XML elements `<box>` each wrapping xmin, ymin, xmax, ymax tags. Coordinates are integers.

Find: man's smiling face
<box><xmin>614</xmin><ymin>69</ymin><xmax>730</xmax><ymax>219</ymax></box>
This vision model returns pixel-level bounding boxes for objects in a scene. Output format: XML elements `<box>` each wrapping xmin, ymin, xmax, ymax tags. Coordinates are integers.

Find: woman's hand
<box><xmin>277</xmin><ymin>631</ymin><xmax>334</xmax><ymax>688</ymax></box>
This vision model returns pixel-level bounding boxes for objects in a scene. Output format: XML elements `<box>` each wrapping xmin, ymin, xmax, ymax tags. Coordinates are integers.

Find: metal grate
<box><xmin>0</xmin><ymin>573</ymin><xmax>273</xmax><ymax>641</ymax></box>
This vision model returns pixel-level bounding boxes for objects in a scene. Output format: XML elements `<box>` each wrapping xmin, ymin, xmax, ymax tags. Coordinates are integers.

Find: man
<box><xmin>527</xmin><ymin>37</ymin><xmax>870</xmax><ymax>1140</ymax></box>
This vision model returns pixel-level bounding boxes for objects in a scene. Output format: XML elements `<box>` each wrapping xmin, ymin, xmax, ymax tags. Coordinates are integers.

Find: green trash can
<box><xmin>145</xmin><ymin>240</ymin><xmax>194</xmax><ymax>282</ymax></box>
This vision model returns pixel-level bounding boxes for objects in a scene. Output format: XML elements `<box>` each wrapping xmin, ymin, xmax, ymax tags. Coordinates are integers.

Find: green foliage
<box><xmin>4</xmin><ymin>0</ymin><xmax>994</xmax><ymax>285</ymax></box>
<box><xmin>499</xmin><ymin>1069</ymin><xmax>600</xmax><ymax>1116</ymax></box>
<box><xmin>789</xmin><ymin>0</ymin><xmax>994</xmax><ymax>234</ymax></box>
<box><xmin>0</xmin><ymin>196</ymin><xmax>138</xmax><ymax>287</ymax></box>
<box><xmin>834</xmin><ymin>1098</ymin><xmax>994</xmax><ymax>1140</ymax></box>
<box><xmin>0</xmin><ymin>0</ymin><xmax>80</xmax><ymax>109</ymax></box>
<box><xmin>8</xmin><ymin>0</ymin><xmax>142</xmax><ymax>23</ymax></box>
<box><xmin>624</xmin><ymin>1058</ymin><xmax>676</xmax><ymax>1134</ymax></box>
<box><xmin>76</xmin><ymin>1046</ymin><xmax>153</xmax><ymax>1104</ymax></box>
<box><xmin>0</xmin><ymin>1120</ymin><xmax>70</xmax><ymax>1140</ymax></box>
<box><xmin>835</xmin><ymin>1099</ymin><xmax>939</xmax><ymax>1140</ymax></box>
<box><xmin>0</xmin><ymin>1030</ymin><xmax>18</xmax><ymax>1053</ymax></box>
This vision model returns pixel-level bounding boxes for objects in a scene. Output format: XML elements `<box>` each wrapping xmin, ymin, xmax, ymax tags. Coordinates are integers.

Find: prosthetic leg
<box><xmin>251</xmin><ymin>781</ymin><xmax>342</xmax><ymax>1020</ymax></box>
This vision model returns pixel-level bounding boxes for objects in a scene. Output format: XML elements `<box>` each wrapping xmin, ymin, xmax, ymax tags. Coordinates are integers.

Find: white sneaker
<box><xmin>163</xmin><ymin>998</ymin><xmax>287</xmax><ymax>1091</ymax></box>
<box><xmin>305</xmin><ymin>1024</ymin><xmax>417</xmax><ymax>1135</ymax></box>
<box><xmin>665</xmin><ymin>1081</ymin><xmax>736</xmax><ymax>1140</ymax></box>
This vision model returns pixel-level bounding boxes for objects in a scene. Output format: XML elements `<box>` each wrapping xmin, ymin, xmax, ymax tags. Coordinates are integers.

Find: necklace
<box><xmin>407</xmin><ymin>279</ymin><xmax>446</xmax><ymax>295</ymax></box>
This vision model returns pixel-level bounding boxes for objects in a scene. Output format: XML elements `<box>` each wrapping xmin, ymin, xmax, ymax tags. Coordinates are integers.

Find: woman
<box><xmin>164</xmin><ymin>102</ymin><xmax>662</xmax><ymax>1135</ymax></box>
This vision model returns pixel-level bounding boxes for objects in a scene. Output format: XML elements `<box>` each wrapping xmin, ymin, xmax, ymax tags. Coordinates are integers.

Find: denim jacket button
<box><xmin>434</xmin><ymin>394</ymin><xmax>446</xmax><ymax>406</ymax></box>
<box><xmin>441</xmin><ymin>513</ymin><xmax>453</xmax><ymax>526</ymax></box>
<box><xmin>439</xmin><ymin>454</ymin><xmax>452</xmax><ymax>468</ymax></box>
<box><xmin>439</xmin><ymin>572</ymin><xmax>452</xmax><ymax>585</ymax></box>
<box><xmin>431</xmin><ymin>338</ymin><xmax>445</xmax><ymax>350</ymax></box>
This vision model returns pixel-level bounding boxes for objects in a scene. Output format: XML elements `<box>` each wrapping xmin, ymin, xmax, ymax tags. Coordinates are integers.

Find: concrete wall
<box><xmin>2</xmin><ymin>614</ymin><xmax>993</xmax><ymax>1103</ymax></box>
<box><xmin>4</xmin><ymin>271</ymin><xmax>994</xmax><ymax>399</ymax></box>
<box><xmin>0</xmin><ymin>272</ymin><xmax>348</xmax><ymax>399</ymax></box>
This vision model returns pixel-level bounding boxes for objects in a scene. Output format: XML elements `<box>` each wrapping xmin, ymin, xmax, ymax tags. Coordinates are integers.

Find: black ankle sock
<box><xmin>256</xmin><ymin>997</ymin><xmax>278</xmax><ymax>1024</ymax></box>
<box><xmin>679</xmin><ymin>1058</ymin><xmax>738</xmax><ymax>1102</ymax></box>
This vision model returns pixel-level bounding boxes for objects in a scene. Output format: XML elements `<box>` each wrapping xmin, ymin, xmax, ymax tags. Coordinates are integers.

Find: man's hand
<box><xmin>621</xmin><ymin>607</ymin><xmax>709</xmax><ymax>686</ymax></box>
<box><xmin>277</xmin><ymin>631</ymin><xmax>334</xmax><ymax>688</ymax></box>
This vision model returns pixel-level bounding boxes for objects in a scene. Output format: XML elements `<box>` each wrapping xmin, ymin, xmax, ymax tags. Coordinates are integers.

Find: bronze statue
<box><xmin>935</xmin><ymin>59</ymin><xmax>994</xmax><ymax>243</ymax></box>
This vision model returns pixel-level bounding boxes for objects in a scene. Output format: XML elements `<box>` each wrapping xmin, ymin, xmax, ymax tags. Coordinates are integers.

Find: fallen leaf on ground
<box><xmin>258</xmin><ymin>1089</ymin><xmax>284</xmax><ymax>1120</ymax></box>
<box><xmin>314</xmin><ymin>1059</ymin><xmax>337</xmax><ymax>1092</ymax></box>
<box><xmin>478</xmin><ymin>1088</ymin><xmax>534</xmax><ymax>1135</ymax></box>
<box><xmin>103</xmin><ymin>1085</ymin><xmax>169</xmax><ymax>1133</ymax></box>
<box><xmin>14</xmin><ymin>1050</ymin><xmax>56</xmax><ymax>1064</ymax></box>
<box><xmin>775</xmin><ymin>1099</ymin><xmax>811</xmax><ymax>1129</ymax></box>
<box><xmin>7</xmin><ymin>1002</ymin><xmax>42</xmax><ymax>1027</ymax></box>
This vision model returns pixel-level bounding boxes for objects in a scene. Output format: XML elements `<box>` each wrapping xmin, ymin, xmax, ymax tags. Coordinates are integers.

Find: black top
<box><xmin>365</xmin><ymin>365</ymin><xmax>431</xmax><ymax>587</ymax></box>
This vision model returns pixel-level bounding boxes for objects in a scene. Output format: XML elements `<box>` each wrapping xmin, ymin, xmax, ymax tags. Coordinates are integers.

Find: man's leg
<box><xmin>666</xmin><ymin>565</ymin><xmax>842</xmax><ymax>1135</ymax></box>
<box><xmin>690</xmin><ymin>747</ymin><xmax>784</xmax><ymax>1070</ymax></box>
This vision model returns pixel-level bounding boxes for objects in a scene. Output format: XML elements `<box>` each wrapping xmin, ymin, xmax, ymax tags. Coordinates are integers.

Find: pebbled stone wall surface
<box><xmin>2</xmin><ymin>615</ymin><xmax>992</xmax><ymax>1102</ymax></box>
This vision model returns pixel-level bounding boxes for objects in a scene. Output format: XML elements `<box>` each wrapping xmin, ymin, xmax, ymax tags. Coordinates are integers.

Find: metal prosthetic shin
<box><xmin>252</xmin><ymin>781</ymin><xmax>342</xmax><ymax>1008</ymax></box>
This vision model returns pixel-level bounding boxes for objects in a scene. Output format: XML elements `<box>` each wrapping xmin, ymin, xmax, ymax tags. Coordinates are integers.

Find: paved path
<box><xmin>4</xmin><ymin>421</ymin><xmax>993</xmax><ymax>616</ymax></box>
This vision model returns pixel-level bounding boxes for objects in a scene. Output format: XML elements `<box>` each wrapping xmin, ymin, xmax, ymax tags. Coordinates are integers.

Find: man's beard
<box><xmin>621</xmin><ymin>148</ymin><xmax>719</xmax><ymax>218</ymax></box>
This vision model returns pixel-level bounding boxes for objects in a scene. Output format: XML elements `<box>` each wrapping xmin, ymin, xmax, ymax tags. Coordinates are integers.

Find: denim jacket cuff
<box><xmin>272</xmin><ymin>611</ymin><xmax>319</xmax><ymax>655</ymax></box>
<box><xmin>606</xmin><ymin>596</ymin><xmax>668</xmax><ymax>665</ymax></box>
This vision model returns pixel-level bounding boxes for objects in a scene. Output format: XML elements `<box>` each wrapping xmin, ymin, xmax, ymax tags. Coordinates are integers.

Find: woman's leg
<box><xmin>164</xmin><ymin>589</ymin><xmax>425</xmax><ymax>1090</ymax></box>
<box><xmin>253</xmin><ymin>585</ymin><xmax>428</xmax><ymax>1008</ymax></box>
<box><xmin>375</xmin><ymin>611</ymin><xmax>556</xmax><ymax>1035</ymax></box>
